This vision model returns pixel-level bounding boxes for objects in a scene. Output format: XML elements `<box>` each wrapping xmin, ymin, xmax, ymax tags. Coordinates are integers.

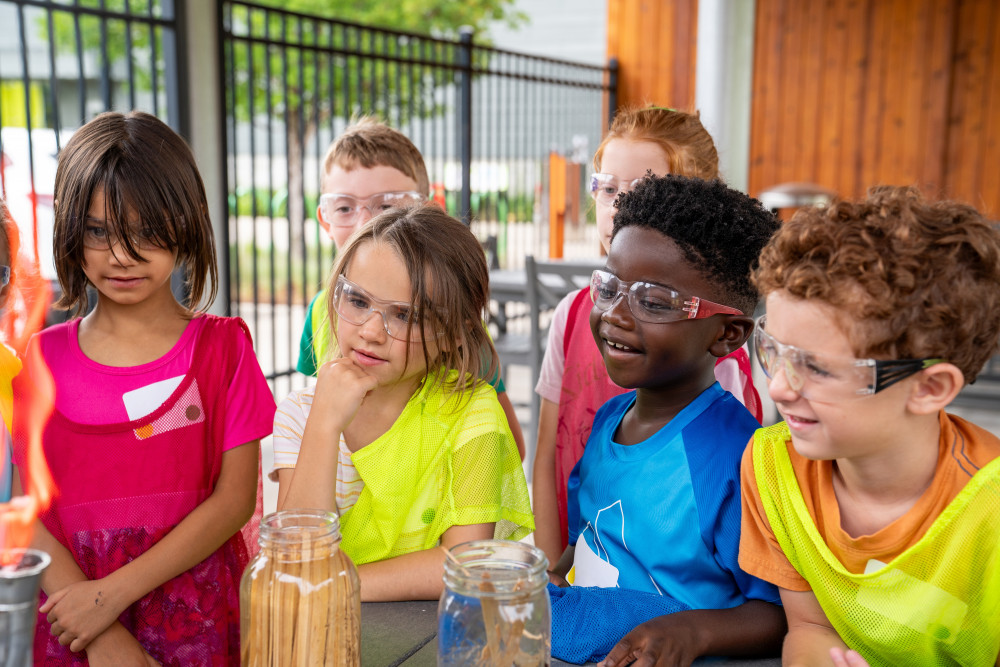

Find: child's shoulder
<box><xmin>420</xmin><ymin>375</ymin><xmax>508</xmax><ymax>432</ymax></box>
<box><xmin>699</xmin><ymin>385</ymin><xmax>760</xmax><ymax>430</ymax></box>
<box><xmin>943</xmin><ymin>411</ymin><xmax>1000</xmax><ymax>470</ymax></box>
<box><xmin>681</xmin><ymin>385</ymin><xmax>760</xmax><ymax>461</ymax></box>
<box><xmin>188</xmin><ymin>314</ymin><xmax>256</xmax><ymax>350</ymax></box>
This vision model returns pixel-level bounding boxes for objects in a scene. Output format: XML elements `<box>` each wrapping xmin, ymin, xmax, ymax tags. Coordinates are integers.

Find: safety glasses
<box><xmin>590</xmin><ymin>269</ymin><xmax>742</xmax><ymax>323</ymax></box>
<box><xmin>319</xmin><ymin>191</ymin><xmax>425</xmax><ymax>227</ymax></box>
<box><xmin>332</xmin><ymin>275</ymin><xmax>442</xmax><ymax>342</ymax></box>
<box><xmin>589</xmin><ymin>173</ymin><xmax>646</xmax><ymax>207</ymax></box>
<box><xmin>754</xmin><ymin>316</ymin><xmax>943</xmax><ymax>402</ymax></box>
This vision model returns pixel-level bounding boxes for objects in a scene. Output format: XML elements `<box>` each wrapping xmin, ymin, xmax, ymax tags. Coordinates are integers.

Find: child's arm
<box><xmin>599</xmin><ymin>599</ymin><xmax>786</xmax><ymax>667</ymax></box>
<box><xmin>11</xmin><ymin>466</ymin><xmax>91</xmax><ymax>595</ymax></box>
<box><xmin>40</xmin><ymin>440</ymin><xmax>260</xmax><ymax>652</ymax></box>
<box><xmin>497</xmin><ymin>390</ymin><xmax>526</xmax><ymax>460</ymax></box>
<box><xmin>779</xmin><ymin>587</ymin><xmax>848</xmax><ymax>666</ymax></box>
<box><xmin>548</xmin><ymin>542</ymin><xmax>575</xmax><ymax>587</ymax></box>
<box><xmin>356</xmin><ymin>521</ymin><xmax>494</xmax><ymax>601</ymax></box>
<box><xmin>85</xmin><ymin>623</ymin><xmax>161</xmax><ymax>666</ymax></box>
<box><xmin>531</xmin><ymin>397</ymin><xmax>563</xmax><ymax>566</ymax></box>
<box><xmin>278</xmin><ymin>358</ymin><xmax>378</xmax><ymax>512</ymax></box>
<box><xmin>12</xmin><ymin>469</ymin><xmax>156</xmax><ymax>661</ymax></box>
<box><xmin>829</xmin><ymin>648</ymin><xmax>871</xmax><ymax>667</ymax></box>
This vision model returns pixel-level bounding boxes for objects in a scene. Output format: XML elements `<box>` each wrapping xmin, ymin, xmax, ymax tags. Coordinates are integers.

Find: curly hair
<box><xmin>326</xmin><ymin>202</ymin><xmax>496</xmax><ymax>402</ymax></box>
<box><xmin>612</xmin><ymin>175</ymin><xmax>779</xmax><ymax>316</ymax></box>
<box><xmin>594</xmin><ymin>106</ymin><xmax>719</xmax><ymax>180</ymax></box>
<box><xmin>754</xmin><ymin>186</ymin><xmax>1000</xmax><ymax>383</ymax></box>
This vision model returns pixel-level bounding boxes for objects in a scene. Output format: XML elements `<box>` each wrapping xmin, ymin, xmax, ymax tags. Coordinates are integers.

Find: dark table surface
<box><xmin>361</xmin><ymin>600</ymin><xmax>781</xmax><ymax>666</ymax></box>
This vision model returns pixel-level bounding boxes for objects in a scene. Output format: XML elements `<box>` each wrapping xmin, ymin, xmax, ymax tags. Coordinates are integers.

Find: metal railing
<box><xmin>220</xmin><ymin>0</ymin><xmax>616</xmax><ymax>394</ymax></box>
<box><xmin>0</xmin><ymin>0</ymin><xmax>184</xmax><ymax>281</ymax></box>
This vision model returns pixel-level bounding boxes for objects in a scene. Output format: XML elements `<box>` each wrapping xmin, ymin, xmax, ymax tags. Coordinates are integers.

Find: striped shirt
<box><xmin>270</xmin><ymin>386</ymin><xmax>364</xmax><ymax>513</ymax></box>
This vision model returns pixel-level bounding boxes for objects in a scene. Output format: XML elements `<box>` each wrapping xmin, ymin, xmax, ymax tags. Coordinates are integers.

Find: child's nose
<box><xmin>600</xmin><ymin>292</ymin><xmax>634</xmax><ymax>328</ymax></box>
<box><xmin>359</xmin><ymin>309</ymin><xmax>389</xmax><ymax>340</ymax></box>
<box><xmin>767</xmin><ymin>359</ymin><xmax>802</xmax><ymax>403</ymax></box>
<box><xmin>108</xmin><ymin>245</ymin><xmax>138</xmax><ymax>267</ymax></box>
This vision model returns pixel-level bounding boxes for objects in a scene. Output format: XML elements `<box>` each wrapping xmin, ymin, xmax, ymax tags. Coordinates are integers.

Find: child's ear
<box><xmin>708</xmin><ymin>315</ymin><xmax>754</xmax><ymax>358</ymax></box>
<box><xmin>316</xmin><ymin>204</ymin><xmax>333</xmax><ymax>239</ymax></box>
<box><xmin>906</xmin><ymin>362</ymin><xmax>964</xmax><ymax>415</ymax></box>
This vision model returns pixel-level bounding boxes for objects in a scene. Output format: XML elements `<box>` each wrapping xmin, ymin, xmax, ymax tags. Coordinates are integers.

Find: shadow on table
<box><xmin>361</xmin><ymin>600</ymin><xmax>781</xmax><ymax>666</ymax></box>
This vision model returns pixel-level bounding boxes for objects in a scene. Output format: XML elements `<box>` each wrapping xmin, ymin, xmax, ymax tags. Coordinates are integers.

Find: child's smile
<box><xmin>764</xmin><ymin>290</ymin><xmax>919</xmax><ymax>462</ymax></box>
<box><xmin>590</xmin><ymin>227</ymin><xmax>727</xmax><ymax>393</ymax></box>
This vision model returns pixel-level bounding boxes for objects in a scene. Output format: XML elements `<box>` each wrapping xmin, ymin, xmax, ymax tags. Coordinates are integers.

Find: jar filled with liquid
<box><xmin>240</xmin><ymin>509</ymin><xmax>360</xmax><ymax>666</ymax></box>
<box><xmin>438</xmin><ymin>540</ymin><xmax>550</xmax><ymax>666</ymax></box>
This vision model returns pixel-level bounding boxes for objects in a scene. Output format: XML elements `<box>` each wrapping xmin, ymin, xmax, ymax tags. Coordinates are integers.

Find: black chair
<box><xmin>491</xmin><ymin>255</ymin><xmax>603</xmax><ymax>469</ymax></box>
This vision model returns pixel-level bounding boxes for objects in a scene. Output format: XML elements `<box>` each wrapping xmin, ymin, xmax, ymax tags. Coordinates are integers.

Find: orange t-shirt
<box><xmin>739</xmin><ymin>411</ymin><xmax>1000</xmax><ymax>592</ymax></box>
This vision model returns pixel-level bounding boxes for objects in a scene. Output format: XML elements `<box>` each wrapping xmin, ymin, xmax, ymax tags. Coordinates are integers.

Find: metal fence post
<box><xmin>607</xmin><ymin>56</ymin><xmax>619</xmax><ymax>127</ymax></box>
<box><xmin>457</xmin><ymin>26</ymin><xmax>473</xmax><ymax>226</ymax></box>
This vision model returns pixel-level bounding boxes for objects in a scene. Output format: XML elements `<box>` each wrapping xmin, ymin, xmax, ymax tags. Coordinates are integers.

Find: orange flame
<box><xmin>0</xmin><ymin>200</ymin><xmax>56</xmax><ymax>565</ymax></box>
<box><xmin>1</xmin><ymin>214</ymin><xmax>53</xmax><ymax>356</ymax></box>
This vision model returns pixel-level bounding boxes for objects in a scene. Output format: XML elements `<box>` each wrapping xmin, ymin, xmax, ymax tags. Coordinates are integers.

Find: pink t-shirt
<box><xmin>42</xmin><ymin>317</ymin><xmax>273</xmax><ymax>451</ymax></box>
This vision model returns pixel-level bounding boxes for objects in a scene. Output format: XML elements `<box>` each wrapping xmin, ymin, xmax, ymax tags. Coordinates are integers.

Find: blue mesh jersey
<box><xmin>567</xmin><ymin>383</ymin><xmax>780</xmax><ymax>610</ymax></box>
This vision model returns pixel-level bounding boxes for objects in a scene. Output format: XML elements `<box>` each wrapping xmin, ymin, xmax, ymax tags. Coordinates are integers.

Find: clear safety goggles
<box><xmin>754</xmin><ymin>315</ymin><xmax>943</xmax><ymax>402</ymax></box>
<box><xmin>590</xmin><ymin>269</ymin><xmax>743</xmax><ymax>323</ymax></box>
<box><xmin>332</xmin><ymin>275</ymin><xmax>442</xmax><ymax>342</ymax></box>
<box><xmin>589</xmin><ymin>173</ymin><xmax>646</xmax><ymax>207</ymax></box>
<box><xmin>319</xmin><ymin>191</ymin><xmax>425</xmax><ymax>227</ymax></box>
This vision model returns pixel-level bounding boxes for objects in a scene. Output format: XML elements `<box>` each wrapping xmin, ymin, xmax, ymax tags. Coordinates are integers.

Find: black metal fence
<box><xmin>0</xmin><ymin>0</ymin><xmax>184</xmax><ymax>281</ymax></box>
<box><xmin>220</xmin><ymin>1</ymin><xmax>616</xmax><ymax>395</ymax></box>
<box><xmin>0</xmin><ymin>0</ymin><xmax>617</xmax><ymax>398</ymax></box>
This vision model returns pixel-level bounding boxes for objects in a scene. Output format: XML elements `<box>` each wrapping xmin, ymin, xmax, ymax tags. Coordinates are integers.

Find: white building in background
<box><xmin>488</xmin><ymin>0</ymin><xmax>607</xmax><ymax>66</ymax></box>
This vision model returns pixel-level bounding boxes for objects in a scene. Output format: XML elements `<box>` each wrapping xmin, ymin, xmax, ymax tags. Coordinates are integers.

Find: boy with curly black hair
<box><xmin>548</xmin><ymin>175</ymin><xmax>785</xmax><ymax>666</ymax></box>
<box><xmin>740</xmin><ymin>186</ymin><xmax>1000</xmax><ymax>666</ymax></box>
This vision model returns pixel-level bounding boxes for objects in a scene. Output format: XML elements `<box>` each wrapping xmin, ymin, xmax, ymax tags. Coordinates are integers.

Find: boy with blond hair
<box><xmin>740</xmin><ymin>186</ymin><xmax>1000</xmax><ymax>666</ymax></box>
<box><xmin>297</xmin><ymin>118</ymin><xmax>430</xmax><ymax>375</ymax></box>
<box><xmin>289</xmin><ymin>118</ymin><xmax>525</xmax><ymax>455</ymax></box>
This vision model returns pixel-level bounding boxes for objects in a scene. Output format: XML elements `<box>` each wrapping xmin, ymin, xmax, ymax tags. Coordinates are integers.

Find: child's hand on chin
<box><xmin>315</xmin><ymin>358</ymin><xmax>379</xmax><ymax>430</ymax></box>
<box><xmin>599</xmin><ymin>614</ymin><xmax>700</xmax><ymax>667</ymax></box>
<box><xmin>830</xmin><ymin>647</ymin><xmax>871</xmax><ymax>667</ymax></box>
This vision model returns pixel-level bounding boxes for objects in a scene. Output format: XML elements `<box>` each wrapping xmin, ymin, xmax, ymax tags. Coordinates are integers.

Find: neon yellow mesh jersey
<box><xmin>753</xmin><ymin>422</ymin><xmax>1000</xmax><ymax>667</ymax></box>
<box><xmin>339</xmin><ymin>369</ymin><xmax>533</xmax><ymax>565</ymax></box>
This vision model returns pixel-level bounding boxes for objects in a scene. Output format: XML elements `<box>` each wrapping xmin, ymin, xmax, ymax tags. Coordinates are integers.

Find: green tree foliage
<box><xmin>220</xmin><ymin>0</ymin><xmax>524</xmax><ymax>253</ymax></box>
<box><xmin>254</xmin><ymin>0</ymin><xmax>527</xmax><ymax>39</ymax></box>
<box><xmin>41</xmin><ymin>0</ymin><xmax>526</xmax><ymax>268</ymax></box>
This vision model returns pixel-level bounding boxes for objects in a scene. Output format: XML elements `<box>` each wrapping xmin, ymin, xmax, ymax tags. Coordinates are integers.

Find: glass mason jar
<box><xmin>438</xmin><ymin>539</ymin><xmax>550</xmax><ymax>666</ymax></box>
<box><xmin>240</xmin><ymin>510</ymin><xmax>361</xmax><ymax>666</ymax></box>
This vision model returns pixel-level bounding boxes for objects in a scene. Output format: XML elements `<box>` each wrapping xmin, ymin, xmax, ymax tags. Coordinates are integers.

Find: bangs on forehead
<box><xmin>96</xmin><ymin>161</ymin><xmax>183</xmax><ymax>243</ymax></box>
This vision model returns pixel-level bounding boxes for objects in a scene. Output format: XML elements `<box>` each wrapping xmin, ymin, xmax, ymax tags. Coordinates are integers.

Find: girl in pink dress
<box><xmin>12</xmin><ymin>111</ymin><xmax>275</xmax><ymax>666</ymax></box>
<box><xmin>531</xmin><ymin>107</ymin><xmax>764</xmax><ymax>564</ymax></box>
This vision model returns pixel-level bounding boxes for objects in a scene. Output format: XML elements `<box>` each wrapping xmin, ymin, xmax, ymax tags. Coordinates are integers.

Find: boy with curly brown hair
<box><xmin>740</xmin><ymin>186</ymin><xmax>1000</xmax><ymax>667</ymax></box>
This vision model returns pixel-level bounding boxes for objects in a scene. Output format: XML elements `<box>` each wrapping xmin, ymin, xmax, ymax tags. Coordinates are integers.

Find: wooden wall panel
<box><xmin>749</xmin><ymin>0</ymin><xmax>1000</xmax><ymax>217</ymax></box>
<box><xmin>606</xmin><ymin>0</ymin><xmax>698</xmax><ymax>111</ymax></box>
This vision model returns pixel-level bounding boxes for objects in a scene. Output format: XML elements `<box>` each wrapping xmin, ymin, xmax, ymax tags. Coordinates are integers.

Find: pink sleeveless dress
<box><xmin>14</xmin><ymin>316</ymin><xmax>262</xmax><ymax>666</ymax></box>
<box><xmin>554</xmin><ymin>288</ymin><xmax>762</xmax><ymax>549</ymax></box>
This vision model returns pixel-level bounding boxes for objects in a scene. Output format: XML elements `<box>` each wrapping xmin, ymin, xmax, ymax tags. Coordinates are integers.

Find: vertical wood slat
<box><xmin>945</xmin><ymin>0</ymin><xmax>995</xmax><ymax>209</ymax></box>
<box><xmin>748</xmin><ymin>0</ymin><xmax>999</xmax><ymax>217</ymax></box>
<box><xmin>918</xmin><ymin>0</ymin><xmax>956</xmax><ymax>196</ymax></box>
<box><xmin>750</xmin><ymin>0</ymin><xmax>781</xmax><ymax>194</ymax></box>
<box><xmin>816</xmin><ymin>0</ymin><xmax>847</xmax><ymax>194</ymax></box>
<box><xmin>605</xmin><ymin>0</ymin><xmax>697</xmax><ymax>111</ymax></box>
<box><xmin>980</xmin><ymin>3</ymin><xmax>1000</xmax><ymax>213</ymax></box>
